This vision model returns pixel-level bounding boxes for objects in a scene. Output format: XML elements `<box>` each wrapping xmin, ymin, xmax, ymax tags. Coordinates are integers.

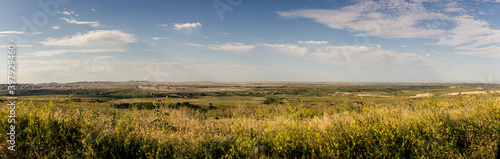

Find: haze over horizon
<box><xmin>1</xmin><ymin>0</ymin><xmax>499</xmax><ymax>83</ymax></box>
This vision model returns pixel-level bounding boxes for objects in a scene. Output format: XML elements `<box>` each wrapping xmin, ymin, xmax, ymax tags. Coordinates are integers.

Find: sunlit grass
<box><xmin>1</xmin><ymin>93</ymin><xmax>499</xmax><ymax>158</ymax></box>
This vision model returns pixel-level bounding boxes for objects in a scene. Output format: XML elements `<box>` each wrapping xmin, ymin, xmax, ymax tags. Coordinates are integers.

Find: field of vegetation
<box><xmin>1</xmin><ymin>82</ymin><xmax>500</xmax><ymax>158</ymax></box>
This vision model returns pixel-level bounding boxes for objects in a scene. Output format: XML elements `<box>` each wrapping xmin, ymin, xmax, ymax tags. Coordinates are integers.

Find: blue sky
<box><xmin>1</xmin><ymin>0</ymin><xmax>500</xmax><ymax>83</ymax></box>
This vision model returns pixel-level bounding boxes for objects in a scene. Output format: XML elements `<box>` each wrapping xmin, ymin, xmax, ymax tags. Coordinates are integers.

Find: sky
<box><xmin>1</xmin><ymin>0</ymin><xmax>500</xmax><ymax>83</ymax></box>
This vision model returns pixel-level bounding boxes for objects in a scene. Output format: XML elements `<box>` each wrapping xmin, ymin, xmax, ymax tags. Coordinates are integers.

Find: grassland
<box><xmin>1</xmin><ymin>82</ymin><xmax>500</xmax><ymax>158</ymax></box>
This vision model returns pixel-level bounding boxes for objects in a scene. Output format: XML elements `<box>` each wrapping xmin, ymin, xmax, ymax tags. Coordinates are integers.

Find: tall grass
<box><xmin>1</xmin><ymin>94</ymin><xmax>499</xmax><ymax>158</ymax></box>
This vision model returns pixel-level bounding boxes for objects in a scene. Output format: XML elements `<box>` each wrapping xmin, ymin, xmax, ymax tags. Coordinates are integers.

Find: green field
<box><xmin>1</xmin><ymin>82</ymin><xmax>500</xmax><ymax>158</ymax></box>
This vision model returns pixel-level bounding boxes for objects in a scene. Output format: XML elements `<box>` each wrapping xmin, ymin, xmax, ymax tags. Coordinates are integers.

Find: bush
<box><xmin>110</xmin><ymin>103</ymin><xmax>132</xmax><ymax>109</ymax></box>
<box><xmin>262</xmin><ymin>97</ymin><xmax>284</xmax><ymax>104</ymax></box>
<box><xmin>168</xmin><ymin>102</ymin><xmax>204</xmax><ymax>111</ymax></box>
<box><xmin>110</xmin><ymin>102</ymin><xmax>160</xmax><ymax>110</ymax></box>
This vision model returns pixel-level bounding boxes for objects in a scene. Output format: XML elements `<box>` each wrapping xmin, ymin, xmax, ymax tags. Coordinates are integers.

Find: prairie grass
<box><xmin>0</xmin><ymin>93</ymin><xmax>499</xmax><ymax>158</ymax></box>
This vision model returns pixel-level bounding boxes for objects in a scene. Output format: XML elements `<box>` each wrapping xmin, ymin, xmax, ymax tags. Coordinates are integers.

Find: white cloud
<box><xmin>262</xmin><ymin>43</ymin><xmax>308</xmax><ymax>58</ymax></box>
<box><xmin>433</xmin><ymin>15</ymin><xmax>500</xmax><ymax>58</ymax></box>
<box><xmin>51</xmin><ymin>26</ymin><xmax>60</xmax><ymax>30</ymax></box>
<box><xmin>16</xmin><ymin>59</ymin><xmax>203</xmax><ymax>83</ymax></box>
<box><xmin>173</xmin><ymin>22</ymin><xmax>202</xmax><ymax>31</ymax></box>
<box><xmin>21</xmin><ymin>59</ymin><xmax>114</xmax><ymax>74</ymax></box>
<box><xmin>456</xmin><ymin>45</ymin><xmax>500</xmax><ymax>59</ymax></box>
<box><xmin>444</xmin><ymin>2</ymin><xmax>466</xmax><ymax>13</ymax></box>
<box><xmin>152</xmin><ymin>37</ymin><xmax>168</xmax><ymax>40</ymax></box>
<box><xmin>308</xmin><ymin>45</ymin><xmax>429</xmax><ymax>67</ymax></box>
<box><xmin>184</xmin><ymin>43</ymin><xmax>207</xmax><ymax>48</ymax></box>
<box><xmin>400</xmin><ymin>45</ymin><xmax>407</xmax><ymax>48</ymax></box>
<box><xmin>22</xmin><ymin>59</ymin><xmax>84</xmax><ymax>65</ymax></box>
<box><xmin>180</xmin><ymin>58</ymin><xmax>208</xmax><ymax>62</ymax></box>
<box><xmin>298</xmin><ymin>40</ymin><xmax>328</xmax><ymax>44</ymax></box>
<box><xmin>0</xmin><ymin>31</ymin><xmax>23</xmax><ymax>34</ymax></box>
<box><xmin>156</xmin><ymin>24</ymin><xmax>169</xmax><ymax>27</ymax></box>
<box><xmin>262</xmin><ymin>43</ymin><xmax>432</xmax><ymax>70</ymax></box>
<box><xmin>277</xmin><ymin>1</ymin><xmax>448</xmax><ymax>39</ymax></box>
<box><xmin>61</xmin><ymin>17</ymin><xmax>100</xmax><ymax>27</ymax></box>
<box><xmin>277</xmin><ymin>1</ymin><xmax>500</xmax><ymax>59</ymax></box>
<box><xmin>185</xmin><ymin>42</ymin><xmax>255</xmax><ymax>54</ymax></box>
<box><xmin>29</xmin><ymin>48</ymin><xmax>125</xmax><ymax>57</ymax></box>
<box><xmin>224</xmin><ymin>32</ymin><xmax>230</xmax><ymax>35</ymax></box>
<box><xmin>91</xmin><ymin>8</ymin><xmax>96</xmax><ymax>12</ymax></box>
<box><xmin>16</xmin><ymin>44</ymin><xmax>33</xmax><ymax>47</ymax></box>
<box><xmin>61</xmin><ymin>11</ymin><xmax>71</xmax><ymax>15</ymax></box>
<box><xmin>209</xmin><ymin>43</ymin><xmax>255</xmax><ymax>54</ymax></box>
<box><xmin>40</xmin><ymin>30</ymin><xmax>137</xmax><ymax>48</ymax></box>
<box><xmin>85</xmin><ymin>65</ymin><xmax>114</xmax><ymax>72</ymax></box>
<box><xmin>90</xmin><ymin>56</ymin><xmax>114</xmax><ymax>60</ymax></box>
<box><xmin>201</xmin><ymin>64</ymin><xmax>241</xmax><ymax>69</ymax></box>
<box><xmin>433</xmin><ymin>15</ymin><xmax>491</xmax><ymax>46</ymax></box>
<box><xmin>0</xmin><ymin>31</ymin><xmax>23</xmax><ymax>37</ymax></box>
<box><xmin>21</xmin><ymin>60</ymin><xmax>86</xmax><ymax>72</ymax></box>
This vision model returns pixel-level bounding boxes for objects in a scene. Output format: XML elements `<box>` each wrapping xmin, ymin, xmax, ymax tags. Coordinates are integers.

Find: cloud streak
<box><xmin>0</xmin><ymin>31</ymin><xmax>23</xmax><ymax>34</ymax></box>
<box><xmin>40</xmin><ymin>30</ymin><xmax>137</xmax><ymax>48</ymax></box>
<box><xmin>262</xmin><ymin>43</ymin><xmax>433</xmax><ymax>71</ymax></box>
<box><xmin>29</xmin><ymin>48</ymin><xmax>126</xmax><ymax>57</ymax></box>
<box><xmin>277</xmin><ymin>1</ymin><xmax>448</xmax><ymax>39</ymax></box>
<box><xmin>262</xmin><ymin>43</ymin><xmax>308</xmax><ymax>58</ymax></box>
<box><xmin>173</xmin><ymin>22</ymin><xmax>202</xmax><ymax>31</ymax></box>
<box><xmin>61</xmin><ymin>17</ymin><xmax>100</xmax><ymax>27</ymax></box>
<box><xmin>298</xmin><ymin>40</ymin><xmax>328</xmax><ymax>45</ymax></box>
<box><xmin>277</xmin><ymin>0</ymin><xmax>500</xmax><ymax>58</ymax></box>
<box><xmin>185</xmin><ymin>42</ymin><xmax>255</xmax><ymax>54</ymax></box>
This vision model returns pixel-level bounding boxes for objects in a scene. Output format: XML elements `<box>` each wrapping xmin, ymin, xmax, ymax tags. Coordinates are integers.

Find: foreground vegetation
<box><xmin>1</xmin><ymin>82</ymin><xmax>499</xmax><ymax>158</ymax></box>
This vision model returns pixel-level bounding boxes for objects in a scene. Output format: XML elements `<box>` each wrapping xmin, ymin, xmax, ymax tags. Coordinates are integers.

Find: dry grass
<box><xmin>0</xmin><ymin>93</ymin><xmax>499</xmax><ymax>158</ymax></box>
